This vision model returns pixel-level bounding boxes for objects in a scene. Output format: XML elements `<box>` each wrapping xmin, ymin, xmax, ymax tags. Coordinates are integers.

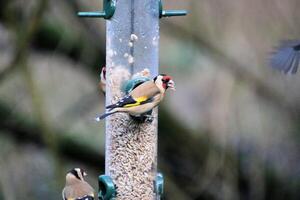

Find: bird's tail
<box><xmin>94</xmin><ymin>111</ymin><xmax>118</xmax><ymax>122</ymax></box>
<box><xmin>106</xmin><ymin>103</ymin><xmax>119</xmax><ymax>111</ymax></box>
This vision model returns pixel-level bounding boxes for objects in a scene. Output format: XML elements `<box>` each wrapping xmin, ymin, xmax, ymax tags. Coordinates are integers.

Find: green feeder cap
<box><xmin>98</xmin><ymin>175</ymin><xmax>116</xmax><ymax>200</ymax></box>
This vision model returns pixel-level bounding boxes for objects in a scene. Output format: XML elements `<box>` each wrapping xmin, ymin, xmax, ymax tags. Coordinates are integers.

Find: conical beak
<box><xmin>167</xmin><ymin>80</ymin><xmax>176</xmax><ymax>91</ymax></box>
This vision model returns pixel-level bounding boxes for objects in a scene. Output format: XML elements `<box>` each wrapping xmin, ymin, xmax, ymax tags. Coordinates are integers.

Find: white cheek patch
<box><xmin>74</xmin><ymin>168</ymin><xmax>84</xmax><ymax>180</ymax></box>
<box><xmin>75</xmin><ymin>168</ymin><xmax>80</xmax><ymax>173</ymax></box>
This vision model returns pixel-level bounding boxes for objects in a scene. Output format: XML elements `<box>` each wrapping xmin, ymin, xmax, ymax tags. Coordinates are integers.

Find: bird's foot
<box><xmin>144</xmin><ymin>115</ymin><xmax>154</xmax><ymax>123</ymax></box>
<box><xmin>129</xmin><ymin>114</ymin><xmax>154</xmax><ymax>123</ymax></box>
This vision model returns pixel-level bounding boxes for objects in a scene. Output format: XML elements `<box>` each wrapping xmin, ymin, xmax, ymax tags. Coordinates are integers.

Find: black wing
<box><xmin>106</xmin><ymin>95</ymin><xmax>154</xmax><ymax>111</ymax></box>
<box><xmin>270</xmin><ymin>40</ymin><xmax>300</xmax><ymax>74</ymax></box>
<box><xmin>106</xmin><ymin>95</ymin><xmax>137</xmax><ymax>110</ymax></box>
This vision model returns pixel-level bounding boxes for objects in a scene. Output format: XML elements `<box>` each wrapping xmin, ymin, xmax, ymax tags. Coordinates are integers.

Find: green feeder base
<box><xmin>98</xmin><ymin>175</ymin><xmax>116</xmax><ymax>200</ymax></box>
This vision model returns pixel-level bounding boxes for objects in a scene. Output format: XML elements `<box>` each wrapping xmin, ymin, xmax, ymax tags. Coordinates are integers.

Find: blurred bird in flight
<box><xmin>270</xmin><ymin>40</ymin><xmax>300</xmax><ymax>74</ymax></box>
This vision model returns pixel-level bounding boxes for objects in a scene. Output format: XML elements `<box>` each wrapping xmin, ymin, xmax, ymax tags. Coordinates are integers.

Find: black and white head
<box><xmin>67</xmin><ymin>168</ymin><xmax>88</xmax><ymax>181</ymax></box>
<box><xmin>153</xmin><ymin>74</ymin><xmax>176</xmax><ymax>92</ymax></box>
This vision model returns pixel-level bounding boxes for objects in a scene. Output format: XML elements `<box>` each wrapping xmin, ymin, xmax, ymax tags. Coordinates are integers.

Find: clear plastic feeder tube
<box><xmin>105</xmin><ymin>0</ymin><xmax>159</xmax><ymax>199</ymax></box>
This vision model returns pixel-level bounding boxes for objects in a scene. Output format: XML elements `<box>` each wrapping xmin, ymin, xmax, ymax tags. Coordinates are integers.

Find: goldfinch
<box><xmin>98</xmin><ymin>66</ymin><xmax>106</xmax><ymax>94</ymax></box>
<box><xmin>270</xmin><ymin>40</ymin><xmax>300</xmax><ymax>74</ymax></box>
<box><xmin>62</xmin><ymin>168</ymin><xmax>95</xmax><ymax>200</ymax></box>
<box><xmin>95</xmin><ymin>74</ymin><xmax>175</xmax><ymax>121</ymax></box>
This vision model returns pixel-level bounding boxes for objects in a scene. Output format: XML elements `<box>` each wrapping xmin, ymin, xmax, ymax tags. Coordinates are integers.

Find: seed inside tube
<box><xmin>107</xmin><ymin>67</ymin><xmax>157</xmax><ymax>199</ymax></box>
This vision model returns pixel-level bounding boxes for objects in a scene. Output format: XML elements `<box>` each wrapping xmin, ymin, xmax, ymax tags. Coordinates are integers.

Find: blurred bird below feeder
<box><xmin>62</xmin><ymin>168</ymin><xmax>95</xmax><ymax>200</ymax></box>
<box><xmin>270</xmin><ymin>40</ymin><xmax>300</xmax><ymax>74</ymax></box>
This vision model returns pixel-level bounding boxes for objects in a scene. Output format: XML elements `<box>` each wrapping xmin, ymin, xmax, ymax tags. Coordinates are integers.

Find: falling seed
<box><xmin>119</xmin><ymin>38</ymin><xmax>123</xmax><ymax>42</ymax></box>
<box><xmin>128</xmin><ymin>42</ymin><xmax>133</xmax><ymax>47</ymax></box>
<box><xmin>124</xmin><ymin>53</ymin><xmax>129</xmax><ymax>58</ymax></box>
<box><xmin>152</xmin><ymin>37</ymin><xmax>158</xmax><ymax>46</ymax></box>
<box><xmin>130</xmin><ymin>34</ymin><xmax>138</xmax><ymax>42</ymax></box>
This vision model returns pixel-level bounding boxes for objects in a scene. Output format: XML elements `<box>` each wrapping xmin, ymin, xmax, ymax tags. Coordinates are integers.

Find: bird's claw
<box><xmin>144</xmin><ymin>115</ymin><xmax>154</xmax><ymax>123</ymax></box>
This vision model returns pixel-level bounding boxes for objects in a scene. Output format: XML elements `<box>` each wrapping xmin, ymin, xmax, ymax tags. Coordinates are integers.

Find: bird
<box><xmin>98</xmin><ymin>66</ymin><xmax>106</xmax><ymax>94</ymax></box>
<box><xmin>270</xmin><ymin>40</ymin><xmax>300</xmax><ymax>74</ymax></box>
<box><xmin>62</xmin><ymin>168</ymin><xmax>95</xmax><ymax>200</ymax></box>
<box><xmin>95</xmin><ymin>74</ymin><xmax>175</xmax><ymax>121</ymax></box>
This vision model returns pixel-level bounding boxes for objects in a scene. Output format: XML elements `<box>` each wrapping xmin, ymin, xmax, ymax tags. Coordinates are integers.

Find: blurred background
<box><xmin>1</xmin><ymin>0</ymin><xmax>300</xmax><ymax>199</ymax></box>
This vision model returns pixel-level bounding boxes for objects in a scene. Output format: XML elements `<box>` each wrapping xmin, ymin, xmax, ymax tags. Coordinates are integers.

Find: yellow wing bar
<box><xmin>124</xmin><ymin>96</ymin><xmax>148</xmax><ymax>108</ymax></box>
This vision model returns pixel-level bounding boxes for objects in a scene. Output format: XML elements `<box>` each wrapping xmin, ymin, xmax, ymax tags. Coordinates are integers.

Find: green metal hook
<box><xmin>159</xmin><ymin>0</ymin><xmax>187</xmax><ymax>18</ymax></box>
<box><xmin>98</xmin><ymin>175</ymin><xmax>116</xmax><ymax>200</ymax></box>
<box><xmin>77</xmin><ymin>0</ymin><xmax>116</xmax><ymax>19</ymax></box>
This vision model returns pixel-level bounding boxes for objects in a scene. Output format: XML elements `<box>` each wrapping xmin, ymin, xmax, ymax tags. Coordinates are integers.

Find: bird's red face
<box><xmin>162</xmin><ymin>75</ymin><xmax>175</xmax><ymax>91</ymax></box>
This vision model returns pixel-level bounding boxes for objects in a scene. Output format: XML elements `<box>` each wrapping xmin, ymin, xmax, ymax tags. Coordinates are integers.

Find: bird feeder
<box><xmin>77</xmin><ymin>0</ymin><xmax>186</xmax><ymax>199</ymax></box>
